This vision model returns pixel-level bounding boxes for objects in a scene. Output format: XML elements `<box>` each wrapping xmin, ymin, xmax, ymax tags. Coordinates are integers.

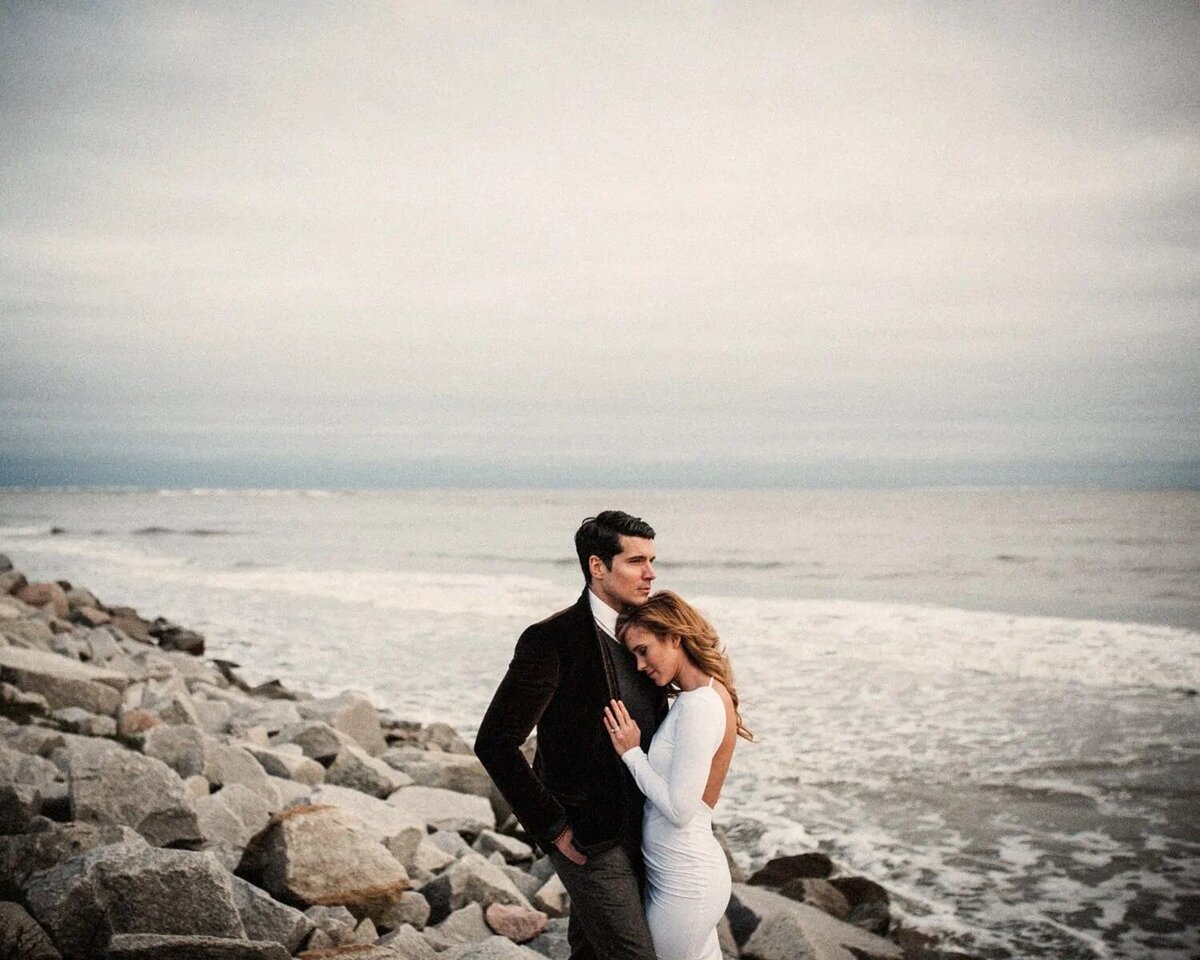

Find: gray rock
<box><xmin>105</xmin><ymin>933</ymin><xmax>289</xmax><ymax>959</ymax></box>
<box><xmin>25</xmin><ymin>845</ymin><xmax>246</xmax><ymax>960</ymax></box>
<box><xmin>0</xmin><ymin>900</ymin><xmax>61</xmax><ymax>960</ymax></box>
<box><xmin>194</xmin><ymin>784</ymin><xmax>273</xmax><ymax>871</ymax></box>
<box><xmin>53</xmin><ymin>736</ymin><xmax>203</xmax><ymax>847</ymax></box>
<box><xmin>732</xmin><ymin>885</ymin><xmax>902</xmax><ymax>960</ymax></box>
<box><xmin>63</xmin><ymin>586</ymin><xmax>99</xmax><ymax>610</ymax></box>
<box><xmin>420</xmin><ymin>852</ymin><xmax>531</xmax><ymax>925</ymax></box>
<box><xmin>243</xmin><ymin>743</ymin><xmax>325</xmax><ymax>785</ymax></box>
<box><xmin>748</xmin><ymin>852</ymin><xmax>835</xmax><ymax>886</ymax></box>
<box><xmin>531</xmin><ymin>875</ymin><xmax>568</xmax><ymax>918</ymax></box>
<box><xmin>376</xmin><ymin>889</ymin><xmax>432</xmax><ymax>931</ymax></box>
<box><xmin>0</xmin><ymin>820</ymin><xmax>145</xmax><ymax>900</ymax></box>
<box><xmin>0</xmin><ymin>744</ymin><xmax>63</xmax><ymax>832</ymax></box>
<box><xmin>446</xmin><ymin>937</ymin><xmax>546</xmax><ymax>960</ymax></box>
<box><xmin>383</xmin><ymin>747</ymin><xmax>494</xmax><ymax>797</ymax></box>
<box><xmin>71</xmin><ymin>606</ymin><xmax>112</xmax><ymax>628</ymax></box>
<box><xmin>266</xmin><ymin>775</ymin><xmax>311</xmax><ymax>806</ymax></box>
<box><xmin>148</xmin><ymin>618</ymin><xmax>205</xmax><ymax>656</ymax></box>
<box><xmin>408</xmin><ymin>836</ymin><xmax>459</xmax><ymax>883</ymax></box>
<box><xmin>241</xmin><ymin>804</ymin><xmax>409</xmax><ymax>923</ymax></box>
<box><xmin>0</xmin><ymin>724</ymin><xmax>64</xmax><ymax>757</ymax></box>
<box><xmin>304</xmin><ymin>904</ymin><xmax>360</xmax><ymax>945</ymax></box>
<box><xmin>300</xmin><ymin>784</ymin><xmax>426</xmax><ymax>867</ymax></box>
<box><xmin>326</xmin><ymin>742</ymin><xmax>412</xmax><ymax>797</ymax></box>
<box><xmin>473</xmin><ymin>830</ymin><xmax>534</xmax><ymax>864</ymax></box>
<box><xmin>428</xmin><ymin>829</ymin><xmax>473</xmax><ymax>858</ymax></box>
<box><xmin>143</xmin><ymin>725</ymin><xmax>277</xmax><ymax>803</ymax></box>
<box><xmin>389</xmin><ymin>785</ymin><xmax>495</xmax><ymax>836</ymax></box>
<box><xmin>0</xmin><ymin>554</ymin><xmax>11</xmax><ymax>573</ymax></box>
<box><xmin>296</xmin><ymin>690</ymin><xmax>387</xmax><ymax>756</ymax></box>
<box><xmin>227</xmin><ymin>699</ymin><xmax>302</xmax><ymax>737</ymax></box>
<box><xmin>195</xmin><ymin>697</ymin><xmax>234</xmax><ymax>734</ymax></box>
<box><xmin>49</xmin><ymin>705</ymin><xmax>117</xmax><ymax>737</ymax></box>
<box><xmin>525</xmin><ymin>917</ymin><xmax>570</xmax><ymax>960</ymax></box>
<box><xmin>0</xmin><ymin>646</ymin><xmax>129</xmax><ymax>715</ymax></box>
<box><xmin>378</xmin><ymin>923</ymin><xmax>439</xmax><ymax>960</ymax></box>
<box><xmin>779</xmin><ymin>877</ymin><xmax>852</xmax><ymax>921</ymax></box>
<box><xmin>270</xmin><ymin>720</ymin><xmax>344</xmax><ymax>763</ymax></box>
<box><xmin>0</xmin><ymin>681</ymin><xmax>50</xmax><ymax>722</ymax></box>
<box><xmin>426</xmin><ymin>902</ymin><xmax>491</xmax><ymax>949</ymax></box>
<box><xmin>230</xmin><ymin>876</ymin><xmax>314</xmax><ymax>953</ymax></box>
<box><xmin>499</xmin><ymin>864</ymin><xmax>544</xmax><ymax>902</ymax></box>
<box><xmin>416</xmin><ymin>721</ymin><xmax>473</xmax><ymax>754</ymax></box>
<box><xmin>0</xmin><ymin>617</ymin><xmax>55</xmax><ymax>651</ymax></box>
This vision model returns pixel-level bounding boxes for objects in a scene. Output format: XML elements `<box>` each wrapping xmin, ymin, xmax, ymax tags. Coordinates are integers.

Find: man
<box><xmin>475</xmin><ymin>511</ymin><xmax>665</xmax><ymax>960</ymax></box>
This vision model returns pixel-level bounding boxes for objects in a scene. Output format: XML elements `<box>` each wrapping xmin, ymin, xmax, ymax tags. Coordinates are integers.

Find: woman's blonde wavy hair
<box><xmin>617</xmin><ymin>590</ymin><xmax>753</xmax><ymax>741</ymax></box>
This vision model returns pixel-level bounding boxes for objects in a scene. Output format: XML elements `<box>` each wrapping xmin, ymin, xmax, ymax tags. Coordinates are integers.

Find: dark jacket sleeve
<box><xmin>474</xmin><ymin>622</ymin><xmax>568</xmax><ymax>848</ymax></box>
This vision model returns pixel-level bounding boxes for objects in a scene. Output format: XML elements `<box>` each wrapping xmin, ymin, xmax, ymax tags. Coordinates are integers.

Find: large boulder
<box><xmin>105</xmin><ymin>934</ymin><xmax>288</xmax><ymax>959</ymax></box>
<box><xmin>0</xmin><ymin>821</ymin><xmax>145</xmax><ymax>900</ymax></box>
<box><xmin>53</xmin><ymin>737</ymin><xmax>203</xmax><ymax>847</ymax></box>
<box><xmin>25</xmin><ymin>844</ymin><xmax>246</xmax><ymax>959</ymax></box>
<box><xmin>300</xmin><ymin>784</ymin><xmax>426</xmax><ymax>867</ymax></box>
<box><xmin>296</xmin><ymin>691</ymin><xmax>387</xmax><ymax>756</ymax></box>
<box><xmin>0</xmin><ymin>646</ymin><xmax>129</xmax><ymax>715</ymax></box>
<box><xmin>382</xmin><ymin>747</ymin><xmax>494</xmax><ymax>797</ymax></box>
<box><xmin>389</xmin><ymin>785</ymin><xmax>495</xmax><ymax>836</ymax></box>
<box><xmin>241</xmin><ymin>804</ymin><xmax>410</xmax><ymax>923</ymax></box>
<box><xmin>731</xmin><ymin>885</ymin><xmax>902</xmax><ymax>960</ymax></box>
<box><xmin>143</xmin><ymin>725</ymin><xmax>277</xmax><ymax>803</ymax></box>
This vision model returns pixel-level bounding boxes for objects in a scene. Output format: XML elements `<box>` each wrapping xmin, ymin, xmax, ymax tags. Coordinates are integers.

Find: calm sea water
<box><xmin>2</xmin><ymin>488</ymin><xmax>1198</xmax><ymax>959</ymax></box>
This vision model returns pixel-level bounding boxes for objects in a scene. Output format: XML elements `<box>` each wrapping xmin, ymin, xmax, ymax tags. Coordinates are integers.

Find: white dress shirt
<box><xmin>588</xmin><ymin>588</ymin><xmax>620</xmax><ymax>642</ymax></box>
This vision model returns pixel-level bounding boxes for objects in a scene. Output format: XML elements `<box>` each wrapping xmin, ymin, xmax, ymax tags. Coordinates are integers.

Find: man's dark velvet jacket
<box><xmin>475</xmin><ymin>589</ymin><xmax>666</xmax><ymax>854</ymax></box>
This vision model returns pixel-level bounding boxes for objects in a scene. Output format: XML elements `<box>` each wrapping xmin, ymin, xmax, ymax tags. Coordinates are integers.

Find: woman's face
<box><xmin>623</xmin><ymin>625</ymin><xmax>681</xmax><ymax>686</ymax></box>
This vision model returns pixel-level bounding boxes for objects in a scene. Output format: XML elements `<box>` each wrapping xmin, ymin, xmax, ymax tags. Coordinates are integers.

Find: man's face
<box><xmin>590</xmin><ymin>535</ymin><xmax>656</xmax><ymax>610</ymax></box>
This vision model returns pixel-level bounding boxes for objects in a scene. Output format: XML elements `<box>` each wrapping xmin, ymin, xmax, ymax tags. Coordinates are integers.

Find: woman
<box><xmin>604</xmin><ymin>590</ymin><xmax>752</xmax><ymax>960</ymax></box>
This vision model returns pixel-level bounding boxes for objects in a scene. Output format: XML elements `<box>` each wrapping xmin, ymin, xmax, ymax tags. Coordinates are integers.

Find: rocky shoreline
<box><xmin>0</xmin><ymin>553</ymin><xmax>974</xmax><ymax>960</ymax></box>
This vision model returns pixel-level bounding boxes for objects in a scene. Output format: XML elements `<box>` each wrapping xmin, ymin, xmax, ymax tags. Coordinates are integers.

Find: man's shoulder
<box><xmin>522</xmin><ymin>593</ymin><xmax>589</xmax><ymax>638</ymax></box>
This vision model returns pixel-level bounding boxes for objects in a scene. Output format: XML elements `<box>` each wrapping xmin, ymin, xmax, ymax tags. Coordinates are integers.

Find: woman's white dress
<box><xmin>620</xmin><ymin>682</ymin><xmax>730</xmax><ymax>960</ymax></box>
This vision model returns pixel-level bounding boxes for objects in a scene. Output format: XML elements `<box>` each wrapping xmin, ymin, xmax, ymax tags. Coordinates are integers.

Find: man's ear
<box><xmin>588</xmin><ymin>554</ymin><xmax>606</xmax><ymax>581</ymax></box>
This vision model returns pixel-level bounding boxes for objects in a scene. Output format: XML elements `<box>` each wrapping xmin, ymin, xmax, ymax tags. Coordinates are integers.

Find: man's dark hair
<box><xmin>574</xmin><ymin>511</ymin><xmax>656</xmax><ymax>583</ymax></box>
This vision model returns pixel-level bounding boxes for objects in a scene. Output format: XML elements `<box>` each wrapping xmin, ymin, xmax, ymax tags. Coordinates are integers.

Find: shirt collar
<box><xmin>588</xmin><ymin>588</ymin><xmax>620</xmax><ymax>641</ymax></box>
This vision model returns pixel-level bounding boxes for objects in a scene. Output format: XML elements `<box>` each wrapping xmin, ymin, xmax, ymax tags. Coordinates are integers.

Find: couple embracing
<box><xmin>476</xmin><ymin>511</ymin><xmax>752</xmax><ymax>960</ymax></box>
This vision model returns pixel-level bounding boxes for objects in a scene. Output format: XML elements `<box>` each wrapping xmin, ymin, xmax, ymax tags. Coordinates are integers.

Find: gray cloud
<box><xmin>1</xmin><ymin>1</ymin><xmax>1197</xmax><ymax>486</ymax></box>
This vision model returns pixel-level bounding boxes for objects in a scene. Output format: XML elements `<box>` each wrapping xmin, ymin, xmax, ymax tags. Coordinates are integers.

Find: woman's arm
<box><xmin>619</xmin><ymin>691</ymin><xmax>725</xmax><ymax>827</ymax></box>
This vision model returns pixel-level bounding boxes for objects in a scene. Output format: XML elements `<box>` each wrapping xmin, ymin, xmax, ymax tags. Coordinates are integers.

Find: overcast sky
<box><xmin>1</xmin><ymin>1</ymin><xmax>1197</xmax><ymax>487</ymax></box>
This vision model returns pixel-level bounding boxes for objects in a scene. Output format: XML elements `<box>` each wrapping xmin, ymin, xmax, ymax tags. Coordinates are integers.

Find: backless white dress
<box><xmin>620</xmin><ymin>680</ymin><xmax>730</xmax><ymax>960</ymax></box>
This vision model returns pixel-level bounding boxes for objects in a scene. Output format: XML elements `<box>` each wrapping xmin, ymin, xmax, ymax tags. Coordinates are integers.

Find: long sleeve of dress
<box><xmin>620</xmin><ymin>688</ymin><xmax>726</xmax><ymax>827</ymax></box>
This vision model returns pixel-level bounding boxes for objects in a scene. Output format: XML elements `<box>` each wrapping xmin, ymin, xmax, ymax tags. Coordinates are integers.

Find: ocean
<box><xmin>2</xmin><ymin>487</ymin><xmax>1197</xmax><ymax>959</ymax></box>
